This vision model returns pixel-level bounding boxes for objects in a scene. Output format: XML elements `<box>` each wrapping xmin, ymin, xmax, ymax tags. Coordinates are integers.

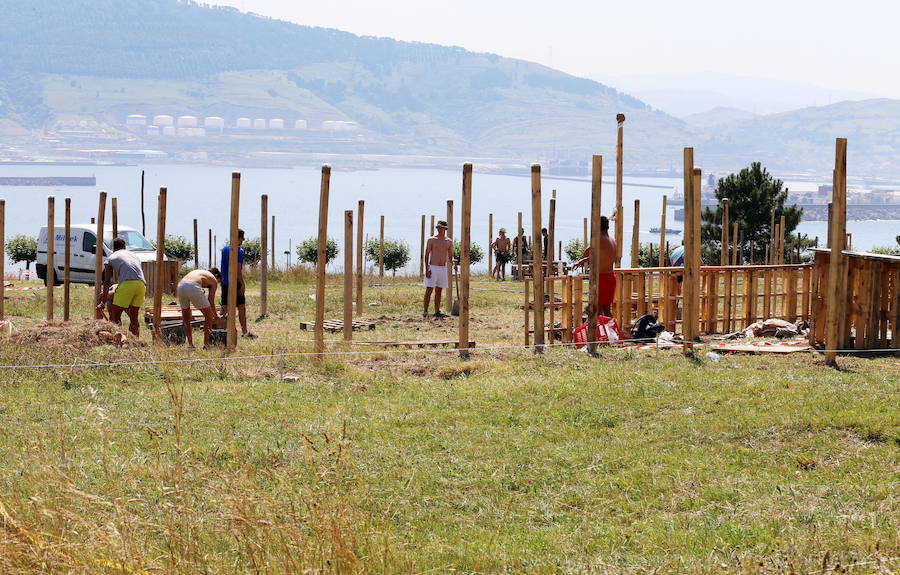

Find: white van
<box><xmin>36</xmin><ymin>224</ymin><xmax>160</xmax><ymax>285</ymax></box>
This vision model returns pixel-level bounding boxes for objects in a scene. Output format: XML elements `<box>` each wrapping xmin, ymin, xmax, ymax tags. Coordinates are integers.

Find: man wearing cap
<box><xmin>423</xmin><ymin>220</ymin><xmax>453</xmax><ymax>318</ymax></box>
<box><xmin>490</xmin><ymin>227</ymin><xmax>511</xmax><ymax>281</ymax></box>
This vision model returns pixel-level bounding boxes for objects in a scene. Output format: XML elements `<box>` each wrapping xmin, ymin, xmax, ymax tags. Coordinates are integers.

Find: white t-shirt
<box><xmin>107</xmin><ymin>250</ymin><xmax>146</xmax><ymax>283</ymax></box>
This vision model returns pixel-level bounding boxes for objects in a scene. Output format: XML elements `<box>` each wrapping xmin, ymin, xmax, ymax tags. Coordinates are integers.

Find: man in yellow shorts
<box><xmin>99</xmin><ymin>237</ymin><xmax>147</xmax><ymax>336</ymax></box>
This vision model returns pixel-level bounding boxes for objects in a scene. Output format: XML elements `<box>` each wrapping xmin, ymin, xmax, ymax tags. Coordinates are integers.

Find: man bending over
<box><xmin>100</xmin><ymin>237</ymin><xmax>146</xmax><ymax>337</ymax></box>
<box><xmin>177</xmin><ymin>267</ymin><xmax>222</xmax><ymax>348</ymax></box>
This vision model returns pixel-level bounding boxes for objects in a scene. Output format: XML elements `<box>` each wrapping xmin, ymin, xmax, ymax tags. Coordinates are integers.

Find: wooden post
<box><xmin>773</xmin><ymin>223</ymin><xmax>781</xmax><ymax>266</ymax></box>
<box><xmin>0</xmin><ymin>200</ymin><xmax>4</xmax><ymax>322</ymax></box>
<box><xmin>260</xmin><ymin>195</ymin><xmax>268</xmax><ymax>317</ymax></box>
<box><xmin>548</xmin><ymin>191</ymin><xmax>556</xmax><ymax>271</ymax></box>
<box><xmin>46</xmin><ymin>196</ymin><xmax>55</xmax><ymax>321</ymax></box>
<box><xmin>153</xmin><ymin>188</ymin><xmax>167</xmax><ymax>343</ymax></box>
<box><xmin>225</xmin><ymin>174</ymin><xmax>240</xmax><ymax>351</ymax></box>
<box><xmin>430</xmin><ymin>215</ymin><xmax>435</xmax><ymax>236</ymax></box>
<box><xmin>93</xmin><ymin>192</ymin><xmax>107</xmax><ymax>315</ymax></box>
<box><xmin>343</xmin><ymin>209</ymin><xmax>353</xmax><ymax>342</ymax></box>
<box><xmin>192</xmin><ymin>218</ymin><xmax>199</xmax><ymax>268</ymax></box>
<box><xmin>587</xmin><ymin>155</ymin><xmax>602</xmax><ymax>356</ymax></box>
<box><xmin>739</xmin><ymin>230</ymin><xmax>744</xmax><ymax>266</ymax></box>
<box><xmin>208</xmin><ymin>228</ymin><xmax>213</xmax><ymax>268</ymax></box>
<box><xmin>488</xmin><ymin>213</ymin><xmax>493</xmax><ymax>277</ymax></box>
<box><xmin>692</xmin><ymin>167</ymin><xmax>702</xmax><ymax>328</ymax></box>
<box><xmin>769</xmin><ymin>208</ymin><xmax>776</xmax><ymax>264</ymax></box>
<box><xmin>779</xmin><ymin>215</ymin><xmax>786</xmax><ymax>265</ymax></box>
<box><xmin>140</xmin><ymin>170</ymin><xmax>146</xmax><ymax>236</ymax></box>
<box><xmin>62</xmin><ymin>198</ymin><xmax>71</xmax><ymax>321</ymax></box>
<box><xmin>271</xmin><ymin>215</ymin><xmax>276</xmax><ymax>269</ymax></box>
<box><xmin>459</xmin><ymin>164</ymin><xmax>472</xmax><ymax>357</ymax></box>
<box><xmin>721</xmin><ymin>198</ymin><xmax>729</xmax><ymax>266</ymax></box>
<box><xmin>356</xmin><ymin>200</ymin><xmax>364</xmax><ymax>316</ymax></box>
<box><xmin>825</xmin><ymin>139</ymin><xmax>847</xmax><ymax>365</ymax></box>
<box><xmin>420</xmin><ymin>214</ymin><xmax>426</xmax><ymax>279</ymax></box>
<box><xmin>314</xmin><ymin>166</ymin><xmax>330</xmax><ymax>357</ymax></box>
<box><xmin>732</xmin><ymin>222</ymin><xmax>739</xmax><ymax>266</ymax></box>
<box><xmin>659</xmin><ymin>195</ymin><xmax>667</xmax><ymax>267</ymax></box>
<box><xmin>111</xmin><ymin>197</ymin><xmax>119</xmax><ymax>244</ymax></box>
<box><xmin>531</xmin><ymin>164</ymin><xmax>544</xmax><ymax>351</ymax></box>
<box><xmin>583</xmin><ymin>217</ymin><xmax>588</xmax><ymax>249</ymax></box>
<box><xmin>615</xmin><ymin>113</ymin><xmax>625</xmax><ymax>266</ymax></box>
<box><xmin>631</xmin><ymin>199</ymin><xmax>640</xmax><ymax>267</ymax></box>
<box><xmin>378</xmin><ymin>215</ymin><xmax>385</xmax><ymax>277</ymax></box>
<box><xmin>682</xmin><ymin>149</ymin><xmax>697</xmax><ymax>354</ymax></box>
<box><xmin>446</xmin><ymin>200</ymin><xmax>454</xmax><ymax>241</ymax></box>
<box><xmin>516</xmin><ymin>212</ymin><xmax>523</xmax><ymax>280</ymax></box>
<box><xmin>826</xmin><ymin>202</ymin><xmax>833</xmax><ymax>248</ymax></box>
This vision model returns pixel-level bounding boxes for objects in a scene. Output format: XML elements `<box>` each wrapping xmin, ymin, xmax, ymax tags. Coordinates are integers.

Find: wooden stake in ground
<box><xmin>430</xmin><ymin>215</ymin><xmax>435</xmax><ymax>236</ymax></box>
<box><xmin>446</xmin><ymin>199</ymin><xmax>454</xmax><ymax>241</ymax></box>
<box><xmin>732</xmin><ymin>222</ymin><xmax>739</xmax><ymax>266</ymax></box>
<box><xmin>583</xmin><ymin>217</ymin><xmax>588</xmax><ymax>250</ymax></box>
<box><xmin>721</xmin><ymin>198</ymin><xmax>729</xmax><ymax>266</ymax></box>
<box><xmin>356</xmin><ymin>200</ymin><xmax>364</xmax><ymax>316</ymax></box>
<box><xmin>260</xmin><ymin>195</ymin><xmax>268</xmax><ymax>318</ymax></box>
<box><xmin>111</xmin><ymin>197</ymin><xmax>119</xmax><ymax>243</ymax></box>
<box><xmin>531</xmin><ymin>164</ymin><xmax>544</xmax><ymax>352</ymax></box>
<box><xmin>208</xmin><ymin>228</ymin><xmax>213</xmax><ymax>268</ymax></box>
<box><xmin>587</xmin><ymin>155</ymin><xmax>603</xmax><ymax>356</ymax></box>
<box><xmin>153</xmin><ymin>188</ymin><xmax>167</xmax><ymax>344</ymax></box>
<box><xmin>0</xmin><ymin>200</ymin><xmax>4</xmax><ymax>322</ymax></box>
<box><xmin>193</xmin><ymin>218</ymin><xmax>199</xmax><ymax>268</ymax></box>
<box><xmin>779</xmin><ymin>215</ymin><xmax>786</xmax><ymax>265</ymax></box>
<box><xmin>459</xmin><ymin>163</ymin><xmax>473</xmax><ymax>358</ymax></box>
<box><xmin>631</xmin><ymin>199</ymin><xmax>640</xmax><ymax>267</ymax></box>
<box><xmin>140</xmin><ymin>170</ymin><xmax>146</xmax><ymax>236</ymax></box>
<box><xmin>659</xmin><ymin>195</ymin><xmax>667</xmax><ymax>267</ymax></box>
<box><xmin>378</xmin><ymin>215</ymin><xmax>385</xmax><ymax>278</ymax></box>
<box><xmin>548</xmin><ymin>193</ymin><xmax>557</xmax><ymax>271</ymax></box>
<box><xmin>314</xmin><ymin>165</ymin><xmax>331</xmax><ymax>357</ymax></box>
<box><xmin>46</xmin><ymin>196</ymin><xmax>55</xmax><ymax>321</ymax></box>
<box><xmin>271</xmin><ymin>215</ymin><xmax>276</xmax><ymax>269</ymax></box>
<box><xmin>225</xmin><ymin>175</ymin><xmax>240</xmax><ymax>351</ymax></box>
<box><xmin>343</xmin><ymin>209</ymin><xmax>353</xmax><ymax>343</ymax></box>
<box><xmin>488</xmin><ymin>212</ymin><xmax>493</xmax><ymax>277</ymax></box>
<box><xmin>63</xmin><ymin>198</ymin><xmax>71</xmax><ymax>321</ymax></box>
<box><xmin>420</xmin><ymin>214</ymin><xmax>426</xmax><ymax>279</ymax></box>
<box><xmin>769</xmin><ymin>209</ymin><xmax>776</xmax><ymax>264</ymax></box>
<box><xmin>773</xmin><ymin>223</ymin><xmax>781</xmax><ymax>266</ymax></box>
<box><xmin>516</xmin><ymin>212</ymin><xmax>523</xmax><ymax>280</ymax></box>
<box><xmin>825</xmin><ymin>138</ymin><xmax>848</xmax><ymax>365</ymax></box>
<box><xmin>692</xmin><ymin>167</ymin><xmax>702</xmax><ymax>334</ymax></box>
<box><xmin>681</xmin><ymin>149</ymin><xmax>696</xmax><ymax>354</ymax></box>
<box><xmin>93</xmin><ymin>192</ymin><xmax>107</xmax><ymax>317</ymax></box>
<box><xmin>615</xmin><ymin>113</ymin><xmax>625</xmax><ymax>266</ymax></box>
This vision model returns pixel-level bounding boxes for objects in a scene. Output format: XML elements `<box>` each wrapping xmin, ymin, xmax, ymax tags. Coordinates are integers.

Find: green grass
<box><xmin>0</xmin><ymin>274</ymin><xmax>897</xmax><ymax>573</ymax></box>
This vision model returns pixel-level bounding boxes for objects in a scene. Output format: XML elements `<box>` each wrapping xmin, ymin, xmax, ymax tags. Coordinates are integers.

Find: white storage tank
<box><xmin>177</xmin><ymin>115</ymin><xmax>198</xmax><ymax>127</ymax></box>
<box><xmin>253</xmin><ymin>118</ymin><xmax>266</xmax><ymax>130</ymax></box>
<box><xmin>162</xmin><ymin>126</ymin><xmax>176</xmax><ymax>136</ymax></box>
<box><xmin>236</xmin><ymin>117</ymin><xmax>252</xmax><ymax>129</ymax></box>
<box><xmin>268</xmin><ymin>118</ymin><xmax>284</xmax><ymax>130</ymax></box>
<box><xmin>204</xmin><ymin>116</ymin><xmax>225</xmax><ymax>129</ymax></box>
<box><xmin>146</xmin><ymin>125</ymin><xmax>160</xmax><ymax>136</ymax></box>
<box><xmin>153</xmin><ymin>115</ymin><xmax>175</xmax><ymax>127</ymax></box>
<box><xmin>294</xmin><ymin>119</ymin><xmax>308</xmax><ymax>130</ymax></box>
<box><xmin>125</xmin><ymin>114</ymin><xmax>147</xmax><ymax>126</ymax></box>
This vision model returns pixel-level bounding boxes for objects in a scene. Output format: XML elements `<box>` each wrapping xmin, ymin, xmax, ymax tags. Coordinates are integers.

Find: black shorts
<box><xmin>221</xmin><ymin>285</ymin><xmax>246</xmax><ymax>307</ymax></box>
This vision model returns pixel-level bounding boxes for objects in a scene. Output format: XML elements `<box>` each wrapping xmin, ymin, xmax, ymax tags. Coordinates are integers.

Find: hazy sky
<box><xmin>209</xmin><ymin>0</ymin><xmax>900</xmax><ymax>98</ymax></box>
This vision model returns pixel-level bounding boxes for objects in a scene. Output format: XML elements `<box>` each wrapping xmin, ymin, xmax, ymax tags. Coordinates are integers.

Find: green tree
<box><xmin>6</xmin><ymin>234</ymin><xmax>37</xmax><ymax>269</ymax></box>
<box><xmin>296</xmin><ymin>237</ymin><xmax>339</xmax><ymax>265</ymax></box>
<box><xmin>242</xmin><ymin>237</ymin><xmax>261</xmax><ymax>267</ymax></box>
<box><xmin>163</xmin><ymin>235</ymin><xmax>193</xmax><ymax>262</ymax></box>
<box><xmin>700</xmin><ymin>163</ymin><xmax>803</xmax><ymax>264</ymax></box>
<box><xmin>365</xmin><ymin>238</ymin><xmax>410</xmax><ymax>275</ymax></box>
<box><xmin>452</xmin><ymin>240</ymin><xmax>484</xmax><ymax>264</ymax></box>
<box><xmin>564</xmin><ymin>238</ymin><xmax>585</xmax><ymax>263</ymax></box>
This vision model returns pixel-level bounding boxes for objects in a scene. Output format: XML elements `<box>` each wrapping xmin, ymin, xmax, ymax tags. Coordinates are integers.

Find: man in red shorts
<box><xmin>573</xmin><ymin>216</ymin><xmax>617</xmax><ymax>316</ymax></box>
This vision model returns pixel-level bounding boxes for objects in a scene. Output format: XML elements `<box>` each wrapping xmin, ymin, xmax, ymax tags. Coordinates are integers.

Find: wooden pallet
<box><xmin>352</xmin><ymin>340</ymin><xmax>475</xmax><ymax>349</ymax></box>
<box><xmin>299</xmin><ymin>319</ymin><xmax>377</xmax><ymax>333</ymax></box>
<box><xmin>144</xmin><ymin>305</ymin><xmax>222</xmax><ymax>323</ymax></box>
<box><xmin>711</xmin><ymin>342</ymin><xmax>811</xmax><ymax>354</ymax></box>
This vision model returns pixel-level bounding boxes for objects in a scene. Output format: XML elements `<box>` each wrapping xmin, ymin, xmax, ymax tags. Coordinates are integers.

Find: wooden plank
<box><xmin>524</xmin><ymin>278</ymin><xmax>530</xmax><ymax>346</ymax></box>
<box><xmin>356</xmin><ymin>201</ymin><xmax>364</xmax><ymax>317</ymax></box>
<box><xmin>93</xmin><ymin>191</ymin><xmax>107</xmax><ymax>317</ymax></box>
<box><xmin>631</xmin><ymin>199</ymin><xmax>640</xmax><ymax>268</ymax></box>
<box><xmin>260</xmin><ymin>196</ymin><xmax>268</xmax><ymax>317</ymax></box>
<box><xmin>531</xmin><ymin>164</ymin><xmax>544</xmax><ymax>351</ymax></box>
<box><xmin>153</xmin><ymin>188</ymin><xmax>168</xmax><ymax>344</ymax></box>
<box><xmin>786</xmin><ymin>267</ymin><xmax>798</xmax><ymax>323</ymax></box>
<box><xmin>46</xmin><ymin>196</ymin><xmax>55</xmax><ymax>320</ymax></box>
<box><xmin>712</xmin><ymin>343</ymin><xmax>811</xmax><ymax>354</ymax></box>
<box><xmin>722</xmin><ymin>269</ymin><xmax>733</xmax><ymax>333</ymax></box>
<box><xmin>892</xmin><ymin>265</ymin><xmax>900</xmax><ymax>349</ymax></box>
<box><xmin>459</xmin><ymin>163</ymin><xmax>472</xmax><ymax>358</ymax></box>
<box><xmin>636</xmin><ymin>270</ymin><xmax>647</xmax><ymax>318</ymax></box>
<box><xmin>825</xmin><ymin>138</ymin><xmax>847</xmax><ymax>363</ymax></box>
<box><xmin>314</xmin><ymin>166</ymin><xmax>330</xmax><ymax>356</ymax></box>
<box><xmin>801</xmin><ymin>266</ymin><xmax>811</xmax><ymax>322</ymax></box>
<box><xmin>681</xmin><ymin>151</ymin><xmax>697</xmax><ymax>351</ymax></box>
<box><xmin>353</xmin><ymin>340</ymin><xmax>475</xmax><ymax>349</ymax></box>
<box><xmin>615</xmin><ymin>114</ymin><xmax>625</xmax><ymax>267</ymax></box>
<box><xmin>865</xmin><ymin>261</ymin><xmax>881</xmax><ymax>349</ymax></box>
<box><xmin>659</xmin><ymin>195</ymin><xmax>667</xmax><ymax>267</ymax></box>
<box><xmin>344</xmin><ymin>210</ymin><xmax>353</xmax><ymax>342</ymax></box>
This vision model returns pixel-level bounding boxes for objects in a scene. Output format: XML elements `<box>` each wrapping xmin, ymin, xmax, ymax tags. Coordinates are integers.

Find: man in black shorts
<box><xmin>219</xmin><ymin>229</ymin><xmax>256</xmax><ymax>338</ymax></box>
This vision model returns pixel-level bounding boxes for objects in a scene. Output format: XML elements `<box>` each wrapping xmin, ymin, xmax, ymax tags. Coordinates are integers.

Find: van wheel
<box><xmin>36</xmin><ymin>264</ymin><xmax>47</xmax><ymax>282</ymax></box>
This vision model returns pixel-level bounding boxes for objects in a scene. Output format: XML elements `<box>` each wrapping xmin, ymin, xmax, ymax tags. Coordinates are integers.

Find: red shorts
<box><xmin>598</xmin><ymin>272</ymin><xmax>616</xmax><ymax>306</ymax></box>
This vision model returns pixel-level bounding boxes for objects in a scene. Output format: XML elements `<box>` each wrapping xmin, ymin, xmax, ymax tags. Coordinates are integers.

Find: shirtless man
<box><xmin>490</xmin><ymin>227</ymin><xmax>511</xmax><ymax>280</ymax></box>
<box><xmin>423</xmin><ymin>220</ymin><xmax>453</xmax><ymax>318</ymax></box>
<box><xmin>573</xmin><ymin>216</ymin><xmax>617</xmax><ymax>316</ymax></box>
<box><xmin>177</xmin><ymin>267</ymin><xmax>223</xmax><ymax>348</ymax></box>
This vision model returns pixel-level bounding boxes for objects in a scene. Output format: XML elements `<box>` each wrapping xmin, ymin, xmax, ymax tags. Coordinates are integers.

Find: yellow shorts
<box><xmin>112</xmin><ymin>280</ymin><xmax>146</xmax><ymax>309</ymax></box>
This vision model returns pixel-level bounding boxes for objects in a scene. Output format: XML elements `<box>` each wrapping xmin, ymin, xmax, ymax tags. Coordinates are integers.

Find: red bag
<box><xmin>573</xmin><ymin>316</ymin><xmax>625</xmax><ymax>348</ymax></box>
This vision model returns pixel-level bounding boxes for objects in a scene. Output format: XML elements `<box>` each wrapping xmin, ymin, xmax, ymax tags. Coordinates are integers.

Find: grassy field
<box><xmin>0</xmin><ymin>273</ymin><xmax>897</xmax><ymax>574</ymax></box>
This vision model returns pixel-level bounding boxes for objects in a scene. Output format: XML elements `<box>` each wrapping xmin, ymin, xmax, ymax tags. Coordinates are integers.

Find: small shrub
<box><xmin>452</xmin><ymin>240</ymin><xmax>484</xmax><ymax>264</ymax></box>
<box><xmin>242</xmin><ymin>237</ymin><xmax>261</xmax><ymax>266</ymax></box>
<box><xmin>296</xmin><ymin>237</ymin><xmax>339</xmax><ymax>265</ymax></box>
<box><xmin>564</xmin><ymin>238</ymin><xmax>585</xmax><ymax>263</ymax></box>
<box><xmin>163</xmin><ymin>235</ymin><xmax>193</xmax><ymax>262</ymax></box>
<box><xmin>6</xmin><ymin>234</ymin><xmax>37</xmax><ymax>269</ymax></box>
<box><xmin>365</xmin><ymin>238</ymin><xmax>410</xmax><ymax>275</ymax></box>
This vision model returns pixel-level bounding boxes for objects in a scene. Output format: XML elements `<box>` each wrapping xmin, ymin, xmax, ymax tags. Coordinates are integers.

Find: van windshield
<box><xmin>104</xmin><ymin>230</ymin><xmax>155</xmax><ymax>252</ymax></box>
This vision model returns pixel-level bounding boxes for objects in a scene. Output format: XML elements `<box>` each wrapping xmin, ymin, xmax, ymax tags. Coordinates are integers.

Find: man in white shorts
<box><xmin>423</xmin><ymin>220</ymin><xmax>453</xmax><ymax>318</ymax></box>
<box><xmin>177</xmin><ymin>268</ymin><xmax>222</xmax><ymax>348</ymax></box>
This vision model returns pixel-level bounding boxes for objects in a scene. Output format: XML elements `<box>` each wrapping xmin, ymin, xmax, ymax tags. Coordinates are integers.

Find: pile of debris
<box><xmin>724</xmin><ymin>318</ymin><xmax>809</xmax><ymax>340</ymax></box>
<box><xmin>9</xmin><ymin>320</ymin><xmax>141</xmax><ymax>351</ymax></box>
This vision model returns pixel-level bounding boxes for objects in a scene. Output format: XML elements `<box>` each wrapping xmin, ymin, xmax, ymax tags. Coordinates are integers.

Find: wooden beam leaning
<box><xmin>343</xmin><ymin>209</ymin><xmax>353</xmax><ymax>342</ymax></box>
<box><xmin>260</xmin><ymin>195</ymin><xmax>268</xmax><ymax>318</ymax></box>
<box><xmin>93</xmin><ymin>192</ymin><xmax>107</xmax><ymax>318</ymax></box>
<box><xmin>587</xmin><ymin>155</ymin><xmax>603</xmax><ymax>356</ymax></box>
<box><xmin>458</xmin><ymin>163</ymin><xmax>473</xmax><ymax>358</ymax></box>
<box><xmin>153</xmin><ymin>188</ymin><xmax>167</xmax><ymax>343</ymax></box>
<box><xmin>825</xmin><ymin>139</ymin><xmax>847</xmax><ymax>365</ymax></box>
<box><xmin>356</xmin><ymin>200</ymin><xmax>364</xmax><ymax>316</ymax></box>
<box><xmin>530</xmin><ymin>164</ymin><xmax>545</xmax><ymax>352</ymax></box>
<box><xmin>46</xmin><ymin>196</ymin><xmax>55</xmax><ymax>321</ymax></box>
<box><xmin>314</xmin><ymin>166</ymin><xmax>331</xmax><ymax>357</ymax></box>
<box><xmin>681</xmin><ymin>149</ymin><xmax>696</xmax><ymax>354</ymax></box>
<box><xmin>63</xmin><ymin>198</ymin><xmax>71</xmax><ymax>321</ymax></box>
<box><xmin>615</xmin><ymin>113</ymin><xmax>625</xmax><ymax>266</ymax></box>
<box><xmin>659</xmin><ymin>195</ymin><xmax>667</xmax><ymax>267</ymax></box>
<box><xmin>631</xmin><ymin>199</ymin><xmax>640</xmax><ymax>267</ymax></box>
<box><xmin>721</xmin><ymin>198</ymin><xmax>729</xmax><ymax>266</ymax></box>
<box><xmin>225</xmin><ymin>175</ymin><xmax>240</xmax><ymax>351</ymax></box>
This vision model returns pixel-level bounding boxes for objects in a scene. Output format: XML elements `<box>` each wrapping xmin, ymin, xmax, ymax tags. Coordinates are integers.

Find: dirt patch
<box><xmin>9</xmin><ymin>320</ymin><xmax>144</xmax><ymax>351</ymax></box>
